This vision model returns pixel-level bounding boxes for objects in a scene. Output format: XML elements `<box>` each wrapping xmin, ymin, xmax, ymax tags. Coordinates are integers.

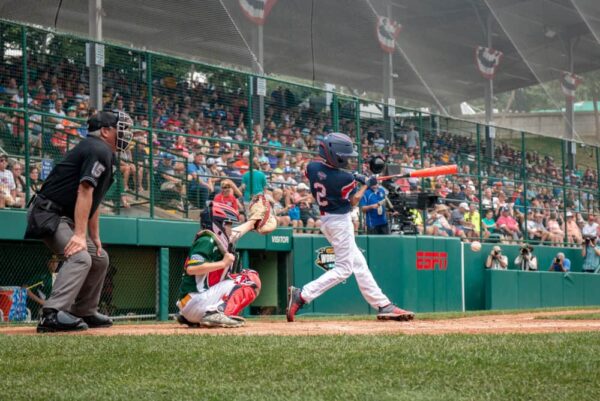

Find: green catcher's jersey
<box><xmin>177</xmin><ymin>231</ymin><xmax>228</xmax><ymax>300</ymax></box>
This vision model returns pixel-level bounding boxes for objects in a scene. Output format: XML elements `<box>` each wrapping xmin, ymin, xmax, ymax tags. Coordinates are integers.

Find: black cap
<box><xmin>88</xmin><ymin>112</ymin><xmax>118</xmax><ymax>132</ymax></box>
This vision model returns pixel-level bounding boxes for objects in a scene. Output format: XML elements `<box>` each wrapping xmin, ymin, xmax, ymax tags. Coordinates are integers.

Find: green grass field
<box><xmin>1</xmin><ymin>333</ymin><xmax>599</xmax><ymax>401</ymax></box>
<box><xmin>537</xmin><ymin>312</ymin><xmax>600</xmax><ymax>320</ymax></box>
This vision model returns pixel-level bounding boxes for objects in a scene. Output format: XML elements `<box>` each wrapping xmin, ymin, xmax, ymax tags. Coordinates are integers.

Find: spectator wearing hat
<box><xmin>273</xmin><ymin>167</ymin><xmax>297</xmax><ymax>190</ymax></box>
<box><xmin>155</xmin><ymin>152</ymin><xmax>183</xmax><ymax>208</ymax></box>
<box><xmin>496</xmin><ymin>206</ymin><xmax>521</xmax><ymax>242</ymax></box>
<box><xmin>223</xmin><ymin>157</ymin><xmax>243</xmax><ymax>186</ymax></box>
<box><xmin>514</xmin><ymin>244</ymin><xmax>538</xmax><ymax>271</ymax></box>
<box><xmin>187</xmin><ymin>152</ymin><xmax>212</xmax><ymax>209</ymax></box>
<box><xmin>485</xmin><ymin>246</ymin><xmax>508</xmax><ymax>270</ymax></box>
<box><xmin>564</xmin><ymin>211</ymin><xmax>582</xmax><ymax>245</ymax></box>
<box><xmin>292</xmin><ymin>182</ymin><xmax>319</xmax><ymax>232</ymax></box>
<box><xmin>360</xmin><ymin>179</ymin><xmax>389</xmax><ymax>235</ymax></box>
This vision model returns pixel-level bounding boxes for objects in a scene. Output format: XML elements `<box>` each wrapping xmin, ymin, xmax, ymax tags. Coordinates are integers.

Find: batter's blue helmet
<box><xmin>319</xmin><ymin>132</ymin><xmax>358</xmax><ymax>169</ymax></box>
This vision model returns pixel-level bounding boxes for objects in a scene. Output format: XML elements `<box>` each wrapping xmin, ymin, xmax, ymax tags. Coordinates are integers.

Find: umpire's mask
<box><xmin>115</xmin><ymin>111</ymin><xmax>134</xmax><ymax>152</ymax></box>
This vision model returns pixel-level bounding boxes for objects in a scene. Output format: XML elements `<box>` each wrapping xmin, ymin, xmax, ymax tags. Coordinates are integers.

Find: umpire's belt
<box><xmin>177</xmin><ymin>294</ymin><xmax>193</xmax><ymax>310</ymax></box>
<box><xmin>31</xmin><ymin>194</ymin><xmax>63</xmax><ymax>214</ymax></box>
<box><xmin>24</xmin><ymin>194</ymin><xmax>64</xmax><ymax>240</ymax></box>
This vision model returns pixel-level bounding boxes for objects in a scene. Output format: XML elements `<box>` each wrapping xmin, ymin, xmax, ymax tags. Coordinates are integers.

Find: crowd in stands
<box><xmin>1</xmin><ymin>59</ymin><xmax>600</xmax><ymax>247</ymax></box>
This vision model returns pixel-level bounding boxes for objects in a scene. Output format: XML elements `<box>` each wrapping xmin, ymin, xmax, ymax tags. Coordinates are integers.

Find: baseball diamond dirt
<box><xmin>2</xmin><ymin>309</ymin><xmax>600</xmax><ymax>336</ymax></box>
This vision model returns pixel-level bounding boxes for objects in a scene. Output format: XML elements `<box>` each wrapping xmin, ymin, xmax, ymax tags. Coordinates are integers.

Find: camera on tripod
<box><xmin>367</xmin><ymin>154</ymin><xmax>438</xmax><ymax>235</ymax></box>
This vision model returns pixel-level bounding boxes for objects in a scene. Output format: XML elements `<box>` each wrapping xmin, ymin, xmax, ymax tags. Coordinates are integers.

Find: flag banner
<box><xmin>561</xmin><ymin>72</ymin><xmax>582</xmax><ymax>99</ymax></box>
<box><xmin>475</xmin><ymin>46</ymin><xmax>503</xmax><ymax>79</ymax></box>
<box><xmin>239</xmin><ymin>0</ymin><xmax>278</xmax><ymax>25</ymax></box>
<box><xmin>376</xmin><ymin>16</ymin><xmax>402</xmax><ymax>54</ymax></box>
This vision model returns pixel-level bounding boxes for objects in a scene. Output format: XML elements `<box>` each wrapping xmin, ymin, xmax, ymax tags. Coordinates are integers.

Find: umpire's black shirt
<box><xmin>39</xmin><ymin>136</ymin><xmax>115</xmax><ymax>219</ymax></box>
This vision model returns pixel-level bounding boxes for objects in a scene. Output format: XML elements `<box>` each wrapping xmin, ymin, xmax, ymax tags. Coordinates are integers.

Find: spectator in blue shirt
<box><xmin>549</xmin><ymin>252</ymin><xmax>571</xmax><ymax>272</ymax></box>
<box><xmin>581</xmin><ymin>236</ymin><xmax>600</xmax><ymax>273</ymax></box>
<box><xmin>360</xmin><ymin>181</ymin><xmax>389</xmax><ymax>234</ymax></box>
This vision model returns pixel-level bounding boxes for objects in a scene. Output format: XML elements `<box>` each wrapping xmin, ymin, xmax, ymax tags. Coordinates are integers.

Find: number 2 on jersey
<box><xmin>313</xmin><ymin>182</ymin><xmax>328</xmax><ymax>207</ymax></box>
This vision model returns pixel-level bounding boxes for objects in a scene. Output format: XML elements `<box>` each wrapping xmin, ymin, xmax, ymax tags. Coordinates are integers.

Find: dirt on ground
<box><xmin>2</xmin><ymin>309</ymin><xmax>600</xmax><ymax>336</ymax></box>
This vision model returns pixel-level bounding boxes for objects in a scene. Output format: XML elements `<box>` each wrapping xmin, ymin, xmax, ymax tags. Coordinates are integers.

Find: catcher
<box><xmin>176</xmin><ymin>196</ymin><xmax>276</xmax><ymax>328</ymax></box>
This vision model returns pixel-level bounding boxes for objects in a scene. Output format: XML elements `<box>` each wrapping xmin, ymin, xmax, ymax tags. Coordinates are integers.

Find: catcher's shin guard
<box><xmin>223</xmin><ymin>270</ymin><xmax>261</xmax><ymax>316</ymax></box>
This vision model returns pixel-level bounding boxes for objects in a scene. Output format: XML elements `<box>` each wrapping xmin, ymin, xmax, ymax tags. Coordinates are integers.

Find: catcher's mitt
<box><xmin>247</xmin><ymin>194</ymin><xmax>278</xmax><ymax>234</ymax></box>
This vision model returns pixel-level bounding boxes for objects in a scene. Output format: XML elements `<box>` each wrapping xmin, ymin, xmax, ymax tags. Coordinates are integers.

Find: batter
<box><xmin>286</xmin><ymin>132</ymin><xmax>414</xmax><ymax>322</ymax></box>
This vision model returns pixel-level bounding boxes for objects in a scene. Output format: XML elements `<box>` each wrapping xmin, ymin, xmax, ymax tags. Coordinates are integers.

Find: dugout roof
<box><xmin>2</xmin><ymin>0</ymin><xmax>600</xmax><ymax>114</ymax></box>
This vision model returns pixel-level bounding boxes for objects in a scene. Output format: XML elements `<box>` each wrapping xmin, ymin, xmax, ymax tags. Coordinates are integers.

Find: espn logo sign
<box><xmin>416</xmin><ymin>251</ymin><xmax>448</xmax><ymax>271</ymax></box>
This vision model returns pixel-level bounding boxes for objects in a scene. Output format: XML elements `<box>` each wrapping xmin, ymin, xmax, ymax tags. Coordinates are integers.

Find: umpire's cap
<box><xmin>87</xmin><ymin>111</ymin><xmax>118</xmax><ymax>132</ymax></box>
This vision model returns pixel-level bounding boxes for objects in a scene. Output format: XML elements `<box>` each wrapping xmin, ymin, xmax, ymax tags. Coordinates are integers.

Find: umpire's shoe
<box><xmin>286</xmin><ymin>286</ymin><xmax>305</xmax><ymax>322</ymax></box>
<box><xmin>37</xmin><ymin>309</ymin><xmax>89</xmax><ymax>333</ymax></box>
<box><xmin>377</xmin><ymin>304</ymin><xmax>415</xmax><ymax>321</ymax></box>
<box><xmin>77</xmin><ymin>313</ymin><xmax>113</xmax><ymax>328</ymax></box>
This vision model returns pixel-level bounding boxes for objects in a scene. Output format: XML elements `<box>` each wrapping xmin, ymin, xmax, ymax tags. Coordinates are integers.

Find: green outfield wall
<box><xmin>0</xmin><ymin>210</ymin><xmax>598</xmax><ymax>320</ymax></box>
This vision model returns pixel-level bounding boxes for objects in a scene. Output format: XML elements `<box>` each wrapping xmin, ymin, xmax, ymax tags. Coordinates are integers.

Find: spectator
<box><xmin>485</xmin><ymin>245</ymin><xmax>508</xmax><ymax>270</ymax></box>
<box><xmin>240</xmin><ymin>162</ymin><xmax>267</xmax><ymax>203</ymax></box>
<box><xmin>581</xmin><ymin>236</ymin><xmax>600</xmax><ymax>273</ymax></box>
<box><xmin>546</xmin><ymin>212</ymin><xmax>565</xmax><ymax>245</ymax></box>
<box><xmin>360</xmin><ymin>180</ymin><xmax>389</xmax><ymax>234</ymax></box>
<box><xmin>213</xmin><ymin>179</ymin><xmax>242</xmax><ymax>212</ymax></box>
<box><xmin>293</xmin><ymin>183</ymin><xmax>319</xmax><ymax>232</ymax></box>
<box><xmin>549</xmin><ymin>252</ymin><xmax>571</xmax><ymax>272</ymax></box>
<box><xmin>448</xmin><ymin>202</ymin><xmax>468</xmax><ymax>239</ymax></box>
<box><xmin>463</xmin><ymin>203</ymin><xmax>481</xmax><ymax>239</ymax></box>
<box><xmin>526</xmin><ymin>213</ymin><xmax>551</xmax><ymax>244</ymax></box>
<box><xmin>405</xmin><ymin>125</ymin><xmax>419</xmax><ymax>150</ymax></box>
<box><xmin>10</xmin><ymin>162</ymin><xmax>26</xmax><ymax>208</ymax></box>
<box><xmin>187</xmin><ymin>152</ymin><xmax>212</xmax><ymax>209</ymax></box>
<box><xmin>564</xmin><ymin>211</ymin><xmax>583</xmax><ymax>245</ymax></box>
<box><xmin>0</xmin><ymin>155</ymin><xmax>16</xmax><ymax>208</ymax></box>
<box><xmin>223</xmin><ymin>157</ymin><xmax>243</xmax><ymax>186</ymax></box>
<box><xmin>155</xmin><ymin>153</ymin><xmax>183</xmax><ymax>208</ymax></box>
<box><xmin>482</xmin><ymin>209</ymin><xmax>498</xmax><ymax>240</ymax></box>
<box><xmin>514</xmin><ymin>244</ymin><xmax>538</xmax><ymax>271</ymax></box>
<box><xmin>582</xmin><ymin>214</ymin><xmax>599</xmax><ymax>238</ymax></box>
<box><xmin>29</xmin><ymin>166</ymin><xmax>42</xmax><ymax>197</ymax></box>
<box><xmin>496</xmin><ymin>206</ymin><xmax>521</xmax><ymax>242</ymax></box>
<box><xmin>271</xmin><ymin>187</ymin><xmax>291</xmax><ymax>227</ymax></box>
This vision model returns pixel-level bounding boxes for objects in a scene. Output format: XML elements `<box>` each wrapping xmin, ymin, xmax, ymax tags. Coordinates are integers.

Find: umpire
<box><xmin>25</xmin><ymin>111</ymin><xmax>133</xmax><ymax>333</ymax></box>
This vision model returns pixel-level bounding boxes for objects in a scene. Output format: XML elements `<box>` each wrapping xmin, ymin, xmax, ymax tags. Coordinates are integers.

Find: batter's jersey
<box><xmin>177</xmin><ymin>231</ymin><xmax>229</xmax><ymax>299</ymax></box>
<box><xmin>305</xmin><ymin>161</ymin><xmax>357</xmax><ymax>215</ymax></box>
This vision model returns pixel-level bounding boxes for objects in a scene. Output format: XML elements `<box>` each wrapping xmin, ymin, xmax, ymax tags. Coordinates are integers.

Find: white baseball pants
<box><xmin>178</xmin><ymin>280</ymin><xmax>235</xmax><ymax>323</ymax></box>
<box><xmin>301</xmin><ymin>213</ymin><xmax>391</xmax><ymax>308</ymax></box>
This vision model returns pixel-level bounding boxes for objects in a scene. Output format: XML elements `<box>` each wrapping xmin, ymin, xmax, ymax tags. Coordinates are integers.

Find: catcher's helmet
<box><xmin>318</xmin><ymin>132</ymin><xmax>358</xmax><ymax>169</ymax></box>
<box><xmin>201</xmin><ymin>202</ymin><xmax>240</xmax><ymax>232</ymax></box>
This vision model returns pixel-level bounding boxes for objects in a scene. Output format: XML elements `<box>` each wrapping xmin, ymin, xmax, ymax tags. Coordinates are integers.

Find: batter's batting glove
<box><xmin>366</xmin><ymin>176</ymin><xmax>378</xmax><ymax>187</ymax></box>
<box><xmin>353</xmin><ymin>173</ymin><xmax>368</xmax><ymax>185</ymax></box>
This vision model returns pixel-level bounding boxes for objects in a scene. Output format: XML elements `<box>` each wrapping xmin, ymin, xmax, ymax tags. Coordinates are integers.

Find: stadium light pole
<box><xmin>88</xmin><ymin>0</ymin><xmax>103</xmax><ymax>110</ymax></box>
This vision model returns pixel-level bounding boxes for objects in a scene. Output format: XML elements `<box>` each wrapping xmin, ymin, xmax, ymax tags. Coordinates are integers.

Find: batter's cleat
<box><xmin>377</xmin><ymin>304</ymin><xmax>415</xmax><ymax>321</ymax></box>
<box><xmin>175</xmin><ymin>313</ymin><xmax>200</xmax><ymax>328</ymax></box>
<box><xmin>286</xmin><ymin>286</ymin><xmax>305</xmax><ymax>322</ymax></box>
<box><xmin>37</xmin><ymin>309</ymin><xmax>89</xmax><ymax>333</ymax></box>
<box><xmin>200</xmin><ymin>312</ymin><xmax>245</xmax><ymax>328</ymax></box>
<box><xmin>78</xmin><ymin>313</ymin><xmax>113</xmax><ymax>329</ymax></box>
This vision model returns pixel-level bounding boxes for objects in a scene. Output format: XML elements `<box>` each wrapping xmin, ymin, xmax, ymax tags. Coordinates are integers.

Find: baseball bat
<box><xmin>377</xmin><ymin>164</ymin><xmax>458</xmax><ymax>182</ymax></box>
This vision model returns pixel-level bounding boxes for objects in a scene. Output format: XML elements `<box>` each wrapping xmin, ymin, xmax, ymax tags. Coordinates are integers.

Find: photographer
<box><xmin>485</xmin><ymin>245</ymin><xmax>508</xmax><ymax>270</ymax></box>
<box><xmin>549</xmin><ymin>252</ymin><xmax>571</xmax><ymax>272</ymax></box>
<box><xmin>360</xmin><ymin>180</ymin><xmax>390</xmax><ymax>234</ymax></box>
<box><xmin>581</xmin><ymin>236</ymin><xmax>600</xmax><ymax>273</ymax></box>
<box><xmin>514</xmin><ymin>244</ymin><xmax>538</xmax><ymax>271</ymax></box>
